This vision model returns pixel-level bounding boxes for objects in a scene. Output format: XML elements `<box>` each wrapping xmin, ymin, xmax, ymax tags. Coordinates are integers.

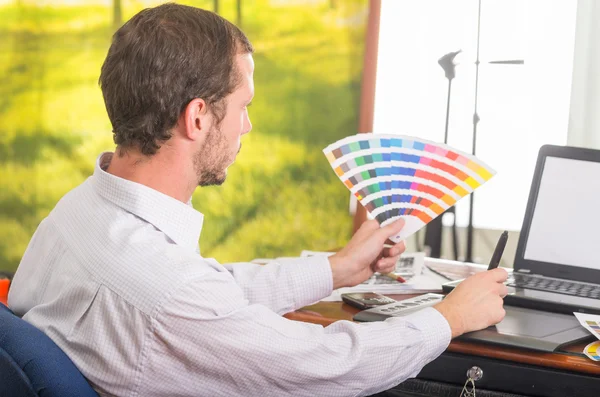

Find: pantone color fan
<box><xmin>324</xmin><ymin>134</ymin><xmax>496</xmax><ymax>242</ymax></box>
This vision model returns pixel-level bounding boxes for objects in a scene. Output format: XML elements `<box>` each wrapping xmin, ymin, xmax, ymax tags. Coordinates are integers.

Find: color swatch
<box><xmin>586</xmin><ymin>320</ymin><xmax>600</xmax><ymax>337</ymax></box>
<box><xmin>574</xmin><ymin>312</ymin><xmax>600</xmax><ymax>339</ymax></box>
<box><xmin>323</xmin><ymin>134</ymin><xmax>496</xmax><ymax>242</ymax></box>
<box><xmin>584</xmin><ymin>341</ymin><xmax>600</xmax><ymax>362</ymax></box>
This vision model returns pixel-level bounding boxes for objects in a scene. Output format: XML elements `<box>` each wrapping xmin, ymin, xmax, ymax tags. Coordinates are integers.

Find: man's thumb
<box><xmin>379</xmin><ymin>218</ymin><xmax>406</xmax><ymax>239</ymax></box>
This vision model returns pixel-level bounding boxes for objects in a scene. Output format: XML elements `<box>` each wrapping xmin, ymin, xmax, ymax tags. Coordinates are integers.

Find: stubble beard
<box><xmin>194</xmin><ymin>126</ymin><xmax>235</xmax><ymax>187</ymax></box>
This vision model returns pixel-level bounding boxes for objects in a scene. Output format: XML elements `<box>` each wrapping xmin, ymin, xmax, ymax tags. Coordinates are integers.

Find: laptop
<box><xmin>443</xmin><ymin>144</ymin><xmax>600</xmax><ymax>315</ymax></box>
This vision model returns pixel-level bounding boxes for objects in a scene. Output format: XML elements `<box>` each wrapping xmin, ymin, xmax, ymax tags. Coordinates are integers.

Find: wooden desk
<box><xmin>285</xmin><ymin>294</ymin><xmax>600</xmax><ymax>397</ymax></box>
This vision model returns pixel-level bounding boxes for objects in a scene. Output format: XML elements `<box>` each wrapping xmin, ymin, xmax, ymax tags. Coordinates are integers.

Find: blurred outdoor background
<box><xmin>0</xmin><ymin>0</ymin><xmax>367</xmax><ymax>271</ymax></box>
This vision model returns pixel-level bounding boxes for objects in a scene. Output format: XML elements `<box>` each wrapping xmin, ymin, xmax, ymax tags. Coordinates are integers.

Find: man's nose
<box><xmin>242</xmin><ymin>117</ymin><xmax>252</xmax><ymax>135</ymax></box>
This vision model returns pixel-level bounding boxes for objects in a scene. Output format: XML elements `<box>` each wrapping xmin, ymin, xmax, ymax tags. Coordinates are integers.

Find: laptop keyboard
<box><xmin>507</xmin><ymin>273</ymin><xmax>600</xmax><ymax>299</ymax></box>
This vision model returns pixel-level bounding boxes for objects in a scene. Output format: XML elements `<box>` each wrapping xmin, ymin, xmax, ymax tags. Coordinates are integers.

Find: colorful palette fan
<box><xmin>323</xmin><ymin>133</ymin><xmax>496</xmax><ymax>242</ymax></box>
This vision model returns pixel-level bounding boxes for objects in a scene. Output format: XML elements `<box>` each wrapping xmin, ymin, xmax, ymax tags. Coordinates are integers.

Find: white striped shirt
<box><xmin>8</xmin><ymin>152</ymin><xmax>451</xmax><ymax>397</ymax></box>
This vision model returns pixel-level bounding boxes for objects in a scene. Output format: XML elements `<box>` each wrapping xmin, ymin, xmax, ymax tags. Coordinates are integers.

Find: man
<box><xmin>8</xmin><ymin>4</ymin><xmax>507</xmax><ymax>397</ymax></box>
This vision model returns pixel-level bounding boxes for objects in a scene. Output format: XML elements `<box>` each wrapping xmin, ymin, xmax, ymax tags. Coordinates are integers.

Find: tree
<box><xmin>113</xmin><ymin>0</ymin><xmax>123</xmax><ymax>30</ymax></box>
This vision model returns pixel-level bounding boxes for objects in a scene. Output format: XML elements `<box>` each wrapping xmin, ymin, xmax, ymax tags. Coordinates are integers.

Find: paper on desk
<box><xmin>252</xmin><ymin>251</ymin><xmax>445</xmax><ymax>301</ymax></box>
<box><xmin>321</xmin><ymin>267</ymin><xmax>446</xmax><ymax>302</ymax></box>
<box><xmin>300</xmin><ymin>250</ymin><xmax>335</xmax><ymax>258</ymax></box>
<box><xmin>574</xmin><ymin>312</ymin><xmax>600</xmax><ymax>341</ymax></box>
<box><xmin>301</xmin><ymin>250</ymin><xmax>426</xmax><ymax>279</ymax></box>
<box><xmin>301</xmin><ymin>251</ymin><xmax>446</xmax><ymax>302</ymax></box>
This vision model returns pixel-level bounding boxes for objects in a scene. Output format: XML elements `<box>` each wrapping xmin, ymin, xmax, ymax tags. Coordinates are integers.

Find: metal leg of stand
<box><xmin>423</xmin><ymin>216</ymin><xmax>443</xmax><ymax>258</ymax></box>
<box><xmin>424</xmin><ymin>206</ymin><xmax>460</xmax><ymax>260</ymax></box>
<box><xmin>451</xmin><ymin>212</ymin><xmax>459</xmax><ymax>261</ymax></box>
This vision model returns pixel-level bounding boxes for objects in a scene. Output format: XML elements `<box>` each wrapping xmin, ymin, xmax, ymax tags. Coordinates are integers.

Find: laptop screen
<box><xmin>523</xmin><ymin>156</ymin><xmax>600</xmax><ymax>270</ymax></box>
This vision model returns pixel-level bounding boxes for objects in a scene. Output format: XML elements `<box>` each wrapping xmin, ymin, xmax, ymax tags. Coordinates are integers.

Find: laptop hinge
<box><xmin>517</xmin><ymin>269</ymin><xmax>531</xmax><ymax>274</ymax></box>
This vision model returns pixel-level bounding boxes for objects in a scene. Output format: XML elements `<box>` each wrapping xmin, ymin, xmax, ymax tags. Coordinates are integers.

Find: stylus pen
<box><xmin>488</xmin><ymin>231</ymin><xmax>508</xmax><ymax>270</ymax></box>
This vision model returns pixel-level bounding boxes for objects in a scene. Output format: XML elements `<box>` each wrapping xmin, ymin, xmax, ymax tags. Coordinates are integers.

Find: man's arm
<box><xmin>222</xmin><ymin>256</ymin><xmax>333</xmax><ymax>315</ymax></box>
<box><xmin>150</xmin><ymin>249</ymin><xmax>507</xmax><ymax>396</ymax></box>
<box><xmin>145</xmin><ymin>272</ymin><xmax>452</xmax><ymax>397</ymax></box>
<box><xmin>221</xmin><ymin>219</ymin><xmax>408</xmax><ymax>314</ymax></box>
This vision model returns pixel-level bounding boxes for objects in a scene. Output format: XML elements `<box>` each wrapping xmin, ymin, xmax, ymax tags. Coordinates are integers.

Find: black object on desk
<box><xmin>487</xmin><ymin>230</ymin><xmax>508</xmax><ymax>270</ymax></box>
<box><xmin>341</xmin><ymin>293</ymin><xmax>396</xmax><ymax>310</ymax></box>
<box><xmin>457</xmin><ymin>305</ymin><xmax>592</xmax><ymax>352</ymax></box>
<box><xmin>354</xmin><ymin>299</ymin><xmax>591</xmax><ymax>353</ymax></box>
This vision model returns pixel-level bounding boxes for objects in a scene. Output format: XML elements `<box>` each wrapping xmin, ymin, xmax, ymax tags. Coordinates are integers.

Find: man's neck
<box><xmin>105</xmin><ymin>149</ymin><xmax>195</xmax><ymax>203</ymax></box>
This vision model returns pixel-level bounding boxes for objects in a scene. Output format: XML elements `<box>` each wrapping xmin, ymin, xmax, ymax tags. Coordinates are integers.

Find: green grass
<box><xmin>0</xmin><ymin>0</ymin><xmax>366</xmax><ymax>271</ymax></box>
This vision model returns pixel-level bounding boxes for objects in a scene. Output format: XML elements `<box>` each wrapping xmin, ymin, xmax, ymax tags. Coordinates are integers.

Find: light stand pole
<box><xmin>464</xmin><ymin>0</ymin><xmax>524</xmax><ymax>263</ymax></box>
<box><xmin>423</xmin><ymin>50</ymin><xmax>461</xmax><ymax>260</ymax></box>
<box><xmin>465</xmin><ymin>0</ymin><xmax>482</xmax><ymax>263</ymax></box>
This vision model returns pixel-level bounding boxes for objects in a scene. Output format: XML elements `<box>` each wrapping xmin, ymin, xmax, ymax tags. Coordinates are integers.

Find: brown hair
<box><xmin>99</xmin><ymin>3</ymin><xmax>253</xmax><ymax>156</ymax></box>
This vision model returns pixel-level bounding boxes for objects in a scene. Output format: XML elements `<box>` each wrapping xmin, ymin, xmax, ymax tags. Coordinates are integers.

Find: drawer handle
<box><xmin>467</xmin><ymin>366</ymin><xmax>483</xmax><ymax>381</ymax></box>
<box><xmin>461</xmin><ymin>366</ymin><xmax>483</xmax><ymax>397</ymax></box>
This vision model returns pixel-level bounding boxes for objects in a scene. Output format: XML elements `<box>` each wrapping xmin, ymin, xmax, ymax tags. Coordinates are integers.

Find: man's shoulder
<box><xmin>47</xmin><ymin>181</ymin><xmax>220</xmax><ymax>315</ymax></box>
<box><xmin>82</xmin><ymin>231</ymin><xmax>221</xmax><ymax>315</ymax></box>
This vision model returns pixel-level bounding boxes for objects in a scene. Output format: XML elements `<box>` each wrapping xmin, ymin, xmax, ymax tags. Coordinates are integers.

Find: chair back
<box><xmin>0</xmin><ymin>303</ymin><xmax>98</xmax><ymax>397</ymax></box>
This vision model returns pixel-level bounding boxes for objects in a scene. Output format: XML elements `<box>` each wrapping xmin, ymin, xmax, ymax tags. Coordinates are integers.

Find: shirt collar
<box><xmin>91</xmin><ymin>152</ymin><xmax>204</xmax><ymax>251</ymax></box>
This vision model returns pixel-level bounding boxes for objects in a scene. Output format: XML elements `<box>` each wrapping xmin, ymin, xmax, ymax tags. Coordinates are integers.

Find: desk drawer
<box><xmin>416</xmin><ymin>352</ymin><xmax>600</xmax><ymax>397</ymax></box>
<box><xmin>383</xmin><ymin>378</ymin><xmax>527</xmax><ymax>397</ymax></box>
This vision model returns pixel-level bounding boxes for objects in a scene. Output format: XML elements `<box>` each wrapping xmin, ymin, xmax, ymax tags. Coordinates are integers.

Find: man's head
<box><xmin>99</xmin><ymin>3</ymin><xmax>254</xmax><ymax>186</ymax></box>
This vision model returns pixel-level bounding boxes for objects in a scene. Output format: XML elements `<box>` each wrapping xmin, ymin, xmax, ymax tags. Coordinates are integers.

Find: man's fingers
<box><xmin>488</xmin><ymin>267</ymin><xmax>509</xmax><ymax>282</ymax></box>
<box><xmin>390</xmin><ymin>240</ymin><xmax>406</xmax><ymax>256</ymax></box>
<box><xmin>356</xmin><ymin>219</ymin><xmax>381</xmax><ymax>238</ymax></box>
<box><xmin>374</xmin><ymin>256</ymin><xmax>398</xmax><ymax>273</ymax></box>
<box><xmin>382</xmin><ymin>241</ymin><xmax>406</xmax><ymax>259</ymax></box>
<box><xmin>378</xmin><ymin>218</ymin><xmax>406</xmax><ymax>241</ymax></box>
<box><xmin>382</xmin><ymin>246</ymin><xmax>391</xmax><ymax>257</ymax></box>
<box><xmin>358</xmin><ymin>218</ymin><xmax>405</xmax><ymax>245</ymax></box>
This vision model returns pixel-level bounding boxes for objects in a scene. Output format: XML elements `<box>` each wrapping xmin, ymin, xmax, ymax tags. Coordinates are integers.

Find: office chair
<box><xmin>0</xmin><ymin>303</ymin><xmax>98</xmax><ymax>397</ymax></box>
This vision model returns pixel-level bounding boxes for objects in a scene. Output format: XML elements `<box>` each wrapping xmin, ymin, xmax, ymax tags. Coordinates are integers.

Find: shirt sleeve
<box><xmin>222</xmin><ymin>256</ymin><xmax>333</xmax><ymax>314</ymax></box>
<box><xmin>144</xmin><ymin>272</ymin><xmax>452</xmax><ymax>397</ymax></box>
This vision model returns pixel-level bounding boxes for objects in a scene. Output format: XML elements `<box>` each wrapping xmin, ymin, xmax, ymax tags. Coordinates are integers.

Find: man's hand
<box><xmin>328</xmin><ymin>219</ymin><xmax>406</xmax><ymax>290</ymax></box>
<box><xmin>434</xmin><ymin>268</ymin><xmax>509</xmax><ymax>338</ymax></box>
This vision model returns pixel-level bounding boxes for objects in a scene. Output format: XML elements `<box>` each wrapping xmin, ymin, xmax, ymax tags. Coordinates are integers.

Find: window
<box><xmin>372</xmin><ymin>0</ymin><xmax>577</xmax><ymax>231</ymax></box>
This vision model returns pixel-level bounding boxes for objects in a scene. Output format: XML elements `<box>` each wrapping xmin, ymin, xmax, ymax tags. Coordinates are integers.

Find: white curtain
<box><xmin>568</xmin><ymin>0</ymin><xmax>600</xmax><ymax>149</ymax></box>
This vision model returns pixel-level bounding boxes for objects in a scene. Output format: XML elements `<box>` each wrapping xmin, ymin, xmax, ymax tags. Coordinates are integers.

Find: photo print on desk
<box><xmin>574</xmin><ymin>312</ymin><xmax>600</xmax><ymax>361</ymax></box>
<box><xmin>584</xmin><ymin>341</ymin><xmax>600</xmax><ymax>362</ymax></box>
<box><xmin>323</xmin><ymin>134</ymin><xmax>496</xmax><ymax>242</ymax></box>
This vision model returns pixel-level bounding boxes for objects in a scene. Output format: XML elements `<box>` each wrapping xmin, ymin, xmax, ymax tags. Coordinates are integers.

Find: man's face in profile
<box><xmin>194</xmin><ymin>53</ymin><xmax>254</xmax><ymax>187</ymax></box>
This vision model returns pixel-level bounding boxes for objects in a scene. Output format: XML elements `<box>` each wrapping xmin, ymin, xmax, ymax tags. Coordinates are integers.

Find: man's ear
<box><xmin>182</xmin><ymin>98</ymin><xmax>210</xmax><ymax>141</ymax></box>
